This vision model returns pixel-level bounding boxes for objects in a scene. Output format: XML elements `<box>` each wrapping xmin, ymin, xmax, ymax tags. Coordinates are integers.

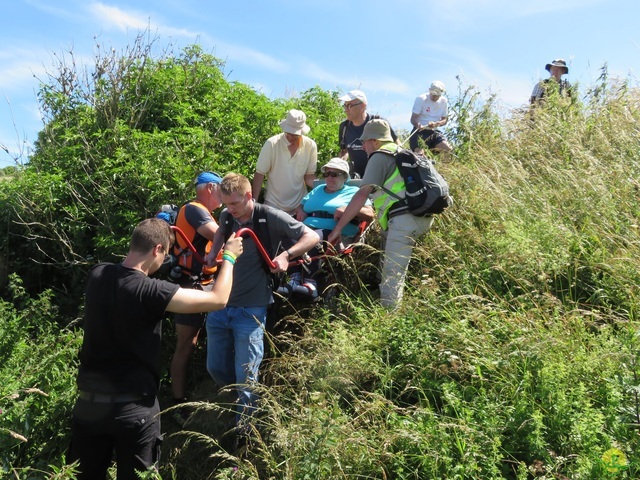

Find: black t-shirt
<box><xmin>339</xmin><ymin>114</ymin><xmax>398</xmax><ymax>179</ymax></box>
<box><xmin>77</xmin><ymin>263</ymin><xmax>179</xmax><ymax>396</ymax></box>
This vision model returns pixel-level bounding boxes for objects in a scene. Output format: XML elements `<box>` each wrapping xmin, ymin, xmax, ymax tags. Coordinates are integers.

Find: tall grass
<box><xmin>194</xmin><ymin>76</ymin><xmax>640</xmax><ymax>479</ymax></box>
<box><xmin>5</xmin><ymin>73</ymin><xmax>640</xmax><ymax>479</ymax></box>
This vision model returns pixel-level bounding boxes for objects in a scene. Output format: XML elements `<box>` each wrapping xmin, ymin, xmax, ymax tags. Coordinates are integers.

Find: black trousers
<box><xmin>69</xmin><ymin>396</ymin><xmax>161</xmax><ymax>480</ymax></box>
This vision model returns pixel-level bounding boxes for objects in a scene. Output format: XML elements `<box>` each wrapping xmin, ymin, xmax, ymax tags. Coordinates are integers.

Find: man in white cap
<box><xmin>409</xmin><ymin>80</ymin><xmax>452</xmax><ymax>156</ymax></box>
<box><xmin>327</xmin><ymin>119</ymin><xmax>434</xmax><ymax>310</ymax></box>
<box><xmin>252</xmin><ymin>109</ymin><xmax>317</xmax><ymax>214</ymax></box>
<box><xmin>338</xmin><ymin>90</ymin><xmax>398</xmax><ymax>179</ymax></box>
<box><xmin>530</xmin><ymin>58</ymin><xmax>572</xmax><ymax>105</ymax></box>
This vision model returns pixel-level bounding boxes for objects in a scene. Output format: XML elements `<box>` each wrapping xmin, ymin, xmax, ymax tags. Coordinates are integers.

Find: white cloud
<box><xmin>215</xmin><ymin>42</ymin><xmax>290</xmax><ymax>73</ymax></box>
<box><xmin>89</xmin><ymin>3</ymin><xmax>150</xmax><ymax>32</ymax></box>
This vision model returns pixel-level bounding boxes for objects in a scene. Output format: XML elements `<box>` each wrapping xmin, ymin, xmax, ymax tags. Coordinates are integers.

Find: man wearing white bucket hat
<box><xmin>252</xmin><ymin>109</ymin><xmax>318</xmax><ymax>214</ymax></box>
<box><xmin>409</xmin><ymin>80</ymin><xmax>452</xmax><ymax>156</ymax></box>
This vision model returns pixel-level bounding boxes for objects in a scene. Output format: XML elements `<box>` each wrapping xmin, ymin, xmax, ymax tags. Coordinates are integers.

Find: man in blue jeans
<box><xmin>205</xmin><ymin>173</ymin><xmax>318</xmax><ymax>425</ymax></box>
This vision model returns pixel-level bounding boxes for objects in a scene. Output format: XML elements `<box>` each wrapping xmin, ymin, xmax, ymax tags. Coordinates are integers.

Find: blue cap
<box><xmin>156</xmin><ymin>212</ymin><xmax>172</xmax><ymax>224</ymax></box>
<box><xmin>194</xmin><ymin>171</ymin><xmax>222</xmax><ymax>186</ymax></box>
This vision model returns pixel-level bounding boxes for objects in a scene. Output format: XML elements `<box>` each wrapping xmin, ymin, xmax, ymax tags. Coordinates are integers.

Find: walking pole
<box><xmin>400</xmin><ymin>126</ymin><xmax>422</xmax><ymax>147</ymax></box>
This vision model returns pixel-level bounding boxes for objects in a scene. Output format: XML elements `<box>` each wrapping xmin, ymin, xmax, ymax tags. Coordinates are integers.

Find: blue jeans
<box><xmin>206</xmin><ymin>305</ymin><xmax>267</xmax><ymax>419</ymax></box>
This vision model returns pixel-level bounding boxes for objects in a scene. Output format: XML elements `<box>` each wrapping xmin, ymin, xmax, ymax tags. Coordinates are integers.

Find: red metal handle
<box><xmin>170</xmin><ymin>225</ymin><xmax>206</xmax><ymax>265</ymax></box>
<box><xmin>235</xmin><ymin>227</ymin><xmax>276</xmax><ymax>269</ymax></box>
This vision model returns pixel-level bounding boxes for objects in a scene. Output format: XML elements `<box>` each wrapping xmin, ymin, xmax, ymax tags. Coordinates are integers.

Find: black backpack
<box><xmin>377</xmin><ymin>148</ymin><xmax>452</xmax><ymax>217</ymax></box>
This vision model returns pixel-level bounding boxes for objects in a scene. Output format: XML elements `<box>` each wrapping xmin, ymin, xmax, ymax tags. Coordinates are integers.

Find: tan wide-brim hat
<box><xmin>359</xmin><ymin>119</ymin><xmax>394</xmax><ymax>143</ymax></box>
<box><xmin>279</xmin><ymin>109</ymin><xmax>311</xmax><ymax>135</ymax></box>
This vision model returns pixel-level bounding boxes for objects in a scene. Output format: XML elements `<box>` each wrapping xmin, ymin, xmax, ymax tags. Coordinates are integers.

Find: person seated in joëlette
<box><xmin>277</xmin><ymin>157</ymin><xmax>374</xmax><ymax>298</ymax></box>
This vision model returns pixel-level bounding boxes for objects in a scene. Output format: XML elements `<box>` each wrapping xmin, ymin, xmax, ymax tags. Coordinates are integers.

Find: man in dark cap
<box><xmin>530</xmin><ymin>58</ymin><xmax>572</xmax><ymax>104</ymax></box>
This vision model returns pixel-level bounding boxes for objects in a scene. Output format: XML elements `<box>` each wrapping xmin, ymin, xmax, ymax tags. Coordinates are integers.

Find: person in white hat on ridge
<box><xmin>409</xmin><ymin>80</ymin><xmax>452</xmax><ymax>156</ymax></box>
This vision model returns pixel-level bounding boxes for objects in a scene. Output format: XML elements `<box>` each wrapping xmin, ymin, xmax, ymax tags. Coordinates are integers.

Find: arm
<box><xmin>428</xmin><ymin>116</ymin><xmax>448</xmax><ymax>129</ymax></box>
<box><xmin>167</xmin><ymin>233</ymin><xmax>243</xmax><ymax>313</ymax></box>
<box><xmin>294</xmin><ymin>204</ymin><xmax>308</xmax><ymax>222</ymax></box>
<box><xmin>304</xmin><ymin>141</ymin><xmax>318</xmax><ymax>189</ymax></box>
<box><xmin>196</xmin><ymin>221</ymin><xmax>218</xmax><ymax>241</ymax></box>
<box><xmin>270</xmin><ymin>227</ymin><xmax>319</xmax><ymax>273</ymax></box>
<box><xmin>252</xmin><ymin>173</ymin><xmax>265</xmax><ymax>202</ymax></box>
<box><xmin>204</xmin><ymin>225</ymin><xmax>225</xmax><ymax>265</ymax></box>
<box><xmin>327</xmin><ymin>186</ymin><xmax>373</xmax><ymax>244</ymax></box>
<box><xmin>334</xmin><ymin>203</ymin><xmax>374</xmax><ymax>223</ymax></box>
<box><xmin>410</xmin><ymin>112</ymin><xmax>422</xmax><ymax>130</ymax></box>
<box><xmin>304</xmin><ymin>173</ymin><xmax>316</xmax><ymax>189</ymax></box>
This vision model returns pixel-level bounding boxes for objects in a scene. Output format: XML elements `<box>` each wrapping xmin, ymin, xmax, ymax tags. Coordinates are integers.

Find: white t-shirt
<box><xmin>411</xmin><ymin>94</ymin><xmax>448</xmax><ymax>126</ymax></box>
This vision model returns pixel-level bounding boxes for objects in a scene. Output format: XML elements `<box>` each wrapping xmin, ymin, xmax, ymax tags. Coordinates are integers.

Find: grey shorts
<box><xmin>174</xmin><ymin>282</ymin><xmax>213</xmax><ymax>328</ymax></box>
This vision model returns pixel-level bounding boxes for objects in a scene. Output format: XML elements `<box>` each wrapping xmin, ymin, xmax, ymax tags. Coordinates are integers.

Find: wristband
<box><xmin>222</xmin><ymin>254</ymin><xmax>236</xmax><ymax>265</ymax></box>
<box><xmin>286</xmin><ymin>249</ymin><xmax>293</xmax><ymax>259</ymax></box>
<box><xmin>222</xmin><ymin>250</ymin><xmax>237</xmax><ymax>261</ymax></box>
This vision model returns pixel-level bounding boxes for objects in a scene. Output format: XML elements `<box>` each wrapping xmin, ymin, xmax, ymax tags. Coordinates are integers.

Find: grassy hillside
<box><xmin>3</xmin><ymin>71</ymin><xmax>640</xmax><ymax>479</ymax></box>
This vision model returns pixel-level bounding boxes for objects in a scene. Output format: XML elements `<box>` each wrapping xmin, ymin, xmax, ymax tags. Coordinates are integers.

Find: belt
<box><xmin>78</xmin><ymin>390</ymin><xmax>145</xmax><ymax>403</ymax></box>
<box><xmin>308</xmin><ymin>211</ymin><xmax>359</xmax><ymax>226</ymax></box>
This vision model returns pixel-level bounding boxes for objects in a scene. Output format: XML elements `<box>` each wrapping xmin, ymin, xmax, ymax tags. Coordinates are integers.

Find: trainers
<box><xmin>276</xmin><ymin>273</ymin><xmax>301</xmax><ymax>296</ymax></box>
<box><xmin>294</xmin><ymin>278</ymin><xmax>319</xmax><ymax>299</ymax></box>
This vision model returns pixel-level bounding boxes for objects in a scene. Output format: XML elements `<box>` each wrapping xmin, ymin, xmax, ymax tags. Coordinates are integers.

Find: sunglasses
<box><xmin>323</xmin><ymin>171</ymin><xmax>343</xmax><ymax>178</ymax></box>
<box><xmin>343</xmin><ymin>102</ymin><xmax>362</xmax><ymax>110</ymax></box>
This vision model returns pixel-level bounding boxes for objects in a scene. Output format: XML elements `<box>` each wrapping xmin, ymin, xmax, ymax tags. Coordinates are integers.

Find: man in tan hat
<box><xmin>530</xmin><ymin>58</ymin><xmax>572</xmax><ymax>104</ymax></box>
<box><xmin>409</xmin><ymin>80</ymin><xmax>452</xmax><ymax>156</ymax></box>
<box><xmin>252</xmin><ymin>109</ymin><xmax>318</xmax><ymax>214</ymax></box>
<box><xmin>327</xmin><ymin>119</ymin><xmax>434</xmax><ymax>309</ymax></box>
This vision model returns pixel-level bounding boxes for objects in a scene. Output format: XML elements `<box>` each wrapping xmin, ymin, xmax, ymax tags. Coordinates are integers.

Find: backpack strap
<box><xmin>372</xmin><ymin>149</ymin><xmax>411</xmax><ymax>217</ymax></box>
<box><xmin>338</xmin><ymin>120</ymin><xmax>348</xmax><ymax>150</ymax></box>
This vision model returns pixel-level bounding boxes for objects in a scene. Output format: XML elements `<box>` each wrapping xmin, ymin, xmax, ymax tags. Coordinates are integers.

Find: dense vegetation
<box><xmin>1</xmin><ymin>34</ymin><xmax>640</xmax><ymax>479</ymax></box>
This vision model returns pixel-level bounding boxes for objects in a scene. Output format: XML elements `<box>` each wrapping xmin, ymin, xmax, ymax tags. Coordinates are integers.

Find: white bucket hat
<box><xmin>321</xmin><ymin>157</ymin><xmax>350</xmax><ymax>176</ymax></box>
<box><xmin>279</xmin><ymin>109</ymin><xmax>311</xmax><ymax>135</ymax></box>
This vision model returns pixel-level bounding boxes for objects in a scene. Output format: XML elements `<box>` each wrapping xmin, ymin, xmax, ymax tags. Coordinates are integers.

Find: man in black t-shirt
<box><xmin>69</xmin><ymin>218</ymin><xmax>243</xmax><ymax>480</ymax></box>
<box><xmin>338</xmin><ymin>89</ymin><xmax>398</xmax><ymax>179</ymax></box>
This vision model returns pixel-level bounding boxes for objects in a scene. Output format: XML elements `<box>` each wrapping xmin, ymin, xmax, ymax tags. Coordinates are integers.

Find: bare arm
<box><xmin>270</xmin><ymin>227</ymin><xmax>319</xmax><ymax>273</ymax></box>
<box><xmin>294</xmin><ymin>204</ymin><xmax>308</xmax><ymax>222</ymax></box>
<box><xmin>327</xmin><ymin>186</ymin><xmax>373</xmax><ymax>244</ymax></box>
<box><xmin>304</xmin><ymin>173</ymin><xmax>316</xmax><ymax>189</ymax></box>
<box><xmin>204</xmin><ymin>225</ymin><xmax>225</xmax><ymax>265</ymax></box>
<box><xmin>410</xmin><ymin>112</ymin><xmax>422</xmax><ymax>130</ymax></box>
<box><xmin>252</xmin><ymin>173</ymin><xmax>265</xmax><ymax>202</ymax></box>
<box><xmin>196</xmin><ymin>221</ymin><xmax>218</xmax><ymax>241</ymax></box>
<box><xmin>427</xmin><ymin>116</ymin><xmax>448</xmax><ymax>129</ymax></box>
<box><xmin>334</xmin><ymin>203</ymin><xmax>374</xmax><ymax>223</ymax></box>
<box><xmin>167</xmin><ymin>233</ymin><xmax>243</xmax><ymax>313</ymax></box>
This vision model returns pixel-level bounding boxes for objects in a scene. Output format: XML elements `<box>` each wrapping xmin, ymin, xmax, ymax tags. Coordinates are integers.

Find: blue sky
<box><xmin>1</xmin><ymin>0</ymin><xmax>638</xmax><ymax>168</ymax></box>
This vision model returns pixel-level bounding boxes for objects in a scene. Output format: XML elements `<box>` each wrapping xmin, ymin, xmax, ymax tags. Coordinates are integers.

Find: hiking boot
<box><xmin>276</xmin><ymin>273</ymin><xmax>301</xmax><ymax>297</ymax></box>
<box><xmin>294</xmin><ymin>278</ymin><xmax>319</xmax><ymax>299</ymax></box>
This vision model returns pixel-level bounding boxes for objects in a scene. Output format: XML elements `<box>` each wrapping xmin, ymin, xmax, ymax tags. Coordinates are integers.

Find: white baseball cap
<box><xmin>429</xmin><ymin>81</ymin><xmax>446</xmax><ymax>95</ymax></box>
<box><xmin>338</xmin><ymin>90</ymin><xmax>368</xmax><ymax>104</ymax></box>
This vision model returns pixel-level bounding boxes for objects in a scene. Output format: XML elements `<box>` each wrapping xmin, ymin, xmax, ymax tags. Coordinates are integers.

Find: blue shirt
<box><xmin>301</xmin><ymin>184</ymin><xmax>368</xmax><ymax>238</ymax></box>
